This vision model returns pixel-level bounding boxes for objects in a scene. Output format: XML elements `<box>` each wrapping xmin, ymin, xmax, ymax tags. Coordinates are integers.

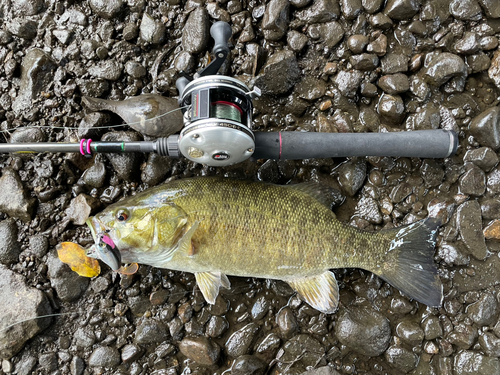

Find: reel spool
<box><xmin>177</xmin><ymin>75</ymin><xmax>260</xmax><ymax>166</ymax></box>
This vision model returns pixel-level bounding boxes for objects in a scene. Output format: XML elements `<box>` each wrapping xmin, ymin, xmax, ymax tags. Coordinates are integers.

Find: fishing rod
<box><xmin>0</xmin><ymin>22</ymin><xmax>459</xmax><ymax>165</ymax></box>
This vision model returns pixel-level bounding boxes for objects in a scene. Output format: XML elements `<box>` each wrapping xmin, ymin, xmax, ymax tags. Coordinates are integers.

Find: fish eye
<box><xmin>116</xmin><ymin>209</ymin><xmax>129</xmax><ymax>222</ymax></box>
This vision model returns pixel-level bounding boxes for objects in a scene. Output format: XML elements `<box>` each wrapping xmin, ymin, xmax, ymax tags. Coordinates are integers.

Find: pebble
<box><xmin>464</xmin><ymin>147</ymin><xmax>498</xmax><ymax>171</ymax></box>
<box><xmin>489</xmin><ymin>50</ymin><xmax>500</xmax><ymax>89</ymax></box>
<box><xmin>362</xmin><ymin>0</ymin><xmax>383</xmax><ymax>13</ymax></box>
<box><xmin>89</xmin><ymin>0</ymin><xmax>123</xmax><ymax>19</ymax></box>
<box><xmin>455</xmin><ymin>32</ymin><xmax>480</xmax><ymax>54</ymax></box>
<box><xmin>70</xmin><ymin>356</ymin><xmax>84</xmax><ymax>375</ymax></box>
<box><xmin>438</xmin><ymin>241</ymin><xmax>469</xmax><ymax>266</ymax></box>
<box><xmin>469</xmin><ymin>107</ymin><xmax>500</xmax><ymax>150</ymax></box>
<box><xmin>484</xmin><ymin>219</ymin><xmax>500</xmax><ymax>240</ymax></box>
<box><xmin>121</xmin><ymin>344</ymin><xmax>143</xmax><ymax>363</ymax></box>
<box><xmin>457</xmin><ymin>200</ymin><xmax>487</xmax><ymax>260</ymax></box>
<box><xmin>59</xmin><ymin>8</ymin><xmax>87</xmax><ymax>26</ymax></box>
<box><xmin>82</xmin><ymin>162</ymin><xmax>107</xmax><ymax>188</ymax></box>
<box><xmin>123</xmin><ymin>23</ymin><xmax>139</xmax><ymax>41</ymax></box>
<box><xmin>384</xmin><ymin>0</ymin><xmax>419</xmax><ymax>19</ymax></box>
<box><xmin>349</xmin><ymin>53</ymin><xmax>379</xmax><ymax>70</ymax></box>
<box><xmin>28</xmin><ymin>235</ymin><xmax>49</xmax><ymax>258</ymax></box>
<box><xmin>467</xmin><ymin>54</ymin><xmax>491</xmax><ymax>74</ymax></box>
<box><xmin>296</xmin><ymin>0</ymin><xmax>340</xmax><ymax>23</ymax></box>
<box><xmin>479</xmin><ymin>332</ymin><xmax>500</xmax><ymax>356</ymax></box>
<box><xmin>231</xmin><ymin>355</ymin><xmax>266</xmax><ymax>375</ymax></box>
<box><xmin>369</xmin><ymin>13</ymin><xmax>393</xmax><ymax>29</ymax></box>
<box><xmin>354</xmin><ymin>196</ymin><xmax>382</xmax><ymax>224</ymax></box>
<box><xmin>481</xmin><ymin>199</ymin><xmax>500</xmax><ymax>220</ymax></box>
<box><xmin>135</xmin><ymin>319</ymin><xmax>169</xmax><ymax>344</ymax></box>
<box><xmin>13</xmin><ymin>0</ymin><xmax>44</xmax><ymax>15</ymax></box>
<box><xmin>479</xmin><ymin>0</ymin><xmax>500</xmax><ymax>18</ymax></box>
<box><xmin>334</xmin><ymin>70</ymin><xmax>363</xmax><ymax>98</ymax></box>
<box><xmin>74</xmin><ymin>327</ymin><xmax>96</xmax><ymax>348</ymax></box>
<box><xmin>276</xmin><ymin>334</ymin><xmax>325</xmax><ymax>373</ymax></box>
<box><xmin>277</xmin><ymin>307</ymin><xmax>298</xmax><ymax>339</ymax></box>
<box><xmin>378</xmin><ymin>73</ymin><xmax>410</xmax><ymax>94</ymax></box>
<box><xmin>78</xmin><ymin>112</ymin><xmax>109</xmax><ymax>139</ymax></box>
<box><xmin>377</xmin><ymin>94</ymin><xmax>405</xmax><ymax>124</ymax></box>
<box><xmin>396</xmin><ymin>320</ymin><xmax>424</xmax><ymax>346</ymax></box>
<box><xmin>488</xmin><ymin>167</ymin><xmax>500</xmax><ymax>194</ymax></box>
<box><xmin>316</xmin><ymin>21</ymin><xmax>344</xmax><ymax>48</ymax></box>
<box><xmin>295</xmin><ymin>76</ymin><xmax>326</xmax><ymax>101</ymax></box>
<box><xmin>125</xmin><ymin>61</ymin><xmax>146</xmax><ymax>78</ymax></box>
<box><xmin>341</xmin><ymin>0</ymin><xmax>361</xmax><ymax>19</ymax></box>
<box><xmin>447</xmin><ymin>323</ymin><xmax>478</xmax><ymax>349</ymax></box>
<box><xmin>381</xmin><ymin>53</ymin><xmax>408</xmax><ymax>74</ymax></box>
<box><xmin>466</xmin><ymin>293</ymin><xmax>499</xmax><ymax>325</ymax></box>
<box><xmin>179</xmin><ymin>336</ymin><xmax>220</xmax><ymax>365</ymax></box>
<box><xmin>0</xmin><ymin>168</ymin><xmax>35</xmax><ymax>223</ymax></box>
<box><xmin>141</xmin><ymin>154</ymin><xmax>171</xmax><ymax>186</ymax></box>
<box><xmin>335</xmin><ymin>306</ymin><xmax>391</xmax><ymax>356</ymax></box>
<box><xmin>15</xmin><ymin>356</ymin><xmax>37</xmax><ymax>375</ymax></box>
<box><xmin>65</xmin><ymin>194</ymin><xmax>100</xmax><ymax>225</ymax></box>
<box><xmin>88</xmin><ymin>60</ymin><xmax>123</xmax><ymax>81</ymax></box>
<box><xmin>39</xmin><ymin>353</ymin><xmax>57</xmax><ymax>372</ymax></box>
<box><xmin>422</xmin><ymin>316</ymin><xmax>443</xmax><ymax>340</ymax></box>
<box><xmin>102</xmin><ymin>131</ymin><xmax>142</xmax><ymax>181</ymax></box>
<box><xmin>13</xmin><ymin>48</ymin><xmax>56</xmax><ymax>115</ymax></box>
<box><xmin>301</xmin><ymin>367</ymin><xmax>341</xmax><ymax>375</ymax></box>
<box><xmin>89</xmin><ymin>346</ymin><xmax>121</xmax><ymax>368</ymax></box>
<box><xmin>140</xmin><ymin>13</ymin><xmax>166</xmax><ymax>44</ymax></box>
<box><xmin>0</xmin><ymin>219</ymin><xmax>20</xmax><ymax>265</ymax></box>
<box><xmin>0</xmin><ymin>265</ymin><xmax>52</xmax><ymax>359</ymax></box>
<box><xmin>182</xmin><ymin>8</ymin><xmax>209</xmax><ymax>54</ymax></box>
<box><xmin>47</xmin><ymin>252</ymin><xmax>90</xmax><ymax>302</ymax></box>
<box><xmin>254</xmin><ymin>50</ymin><xmax>300</xmax><ymax>95</ymax></box>
<box><xmin>287</xmin><ymin>30</ymin><xmax>308</xmax><ymax>51</ymax></box>
<box><xmin>454</xmin><ymin>350</ymin><xmax>500</xmax><ymax>374</ymax></box>
<box><xmin>262</xmin><ymin>0</ymin><xmax>290</xmax><ymax>41</ymax></box>
<box><xmin>337</xmin><ymin>158</ymin><xmax>366</xmax><ymax>196</ymax></box>
<box><xmin>450</xmin><ymin>0</ymin><xmax>482</xmax><ymax>21</ymax></box>
<box><xmin>424</xmin><ymin>53</ymin><xmax>467</xmax><ymax>87</ymax></box>
<box><xmin>459</xmin><ymin>163</ymin><xmax>486</xmax><ymax>196</ymax></box>
<box><xmin>6</xmin><ymin>18</ymin><xmax>37</xmax><ymax>39</ymax></box>
<box><xmin>420</xmin><ymin>160</ymin><xmax>445</xmax><ymax>187</ymax></box>
<box><xmin>347</xmin><ymin>35</ymin><xmax>369</xmax><ymax>53</ymax></box>
<box><xmin>206</xmin><ymin>315</ymin><xmax>229</xmax><ymax>338</ymax></box>
<box><xmin>384</xmin><ymin>345</ymin><xmax>418</xmax><ymax>373</ymax></box>
<box><xmin>225</xmin><ymin>323</ymin><xmax>260</xmax><ymax>357</ymax></box>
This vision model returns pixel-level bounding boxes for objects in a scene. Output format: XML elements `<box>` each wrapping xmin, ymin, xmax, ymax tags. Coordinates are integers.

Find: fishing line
<box><xmin>0</xmin><ymin>105</ymin><xmax>189</xmax><ymax>135</ymax></box>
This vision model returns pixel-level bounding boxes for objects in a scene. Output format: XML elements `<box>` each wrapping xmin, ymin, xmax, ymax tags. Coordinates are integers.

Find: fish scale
<box><xmin>90</xmin><ymin>177</ymin><xmax>443</xmax><ymax>313</ymax></box>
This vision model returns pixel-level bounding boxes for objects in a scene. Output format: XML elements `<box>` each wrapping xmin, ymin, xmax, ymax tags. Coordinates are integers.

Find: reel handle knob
<box><xmin>211</xmin><ymin>21</ymin><xmax>231</xmax><ymax>57</ymax></box>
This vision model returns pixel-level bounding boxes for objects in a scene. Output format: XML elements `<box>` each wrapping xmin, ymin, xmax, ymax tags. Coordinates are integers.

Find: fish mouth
<box><xmin>86</xmin><ymin>216</ymin><xmax>122</xmax><ymax>270</ymax></box>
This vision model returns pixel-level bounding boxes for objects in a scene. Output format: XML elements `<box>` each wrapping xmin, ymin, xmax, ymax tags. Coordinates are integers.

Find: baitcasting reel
<box><xmin>174</xmin><ymin>22</ymin><xmax>261</xmax><ymax>166</ymax></box>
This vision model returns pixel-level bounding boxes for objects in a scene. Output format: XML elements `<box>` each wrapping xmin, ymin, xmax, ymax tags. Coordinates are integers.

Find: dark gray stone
<box><xmin>334</xmin><ymin>70</ymin><xmax>363</xmax><ymax>97</ymax></box>
<box><xmin>254</xmin><ymin>50</ymin><xmax>300</xmax><ymax>95</ymax></box>
<box><xmin>464</xmin><ymin>147</ymin><xmax>498</xmax><ymax>171</ymax></box>
<box><xmin>88</xmin><ymin>60</ymin><xmax>123</xmax><ymax>81</ymax></box>
<box><xmin>295</xmin><ymin>76</ymin><xmax>327</xmax><ymax>100</ymax></box>
<box><xmin>377</xmin><ymin>94</ymin><xmax>405</xmax><ymax>124</ymax></box>
<box><xmin>88</xmin><ymin>346</ymin><xmax>121</xmax><ymax>368</ymax></box>
<box><xmin>450</xmin><ymin>0</ymin><xmax>482</xmax><ymax>21</ymax></box>
<box><xmin>140</xmin><ymin>13</ymin><xmax>166</xmax><ymax>44</ymax></box>
<box><xmin>0</xmin><ymin>265</ymin><xmax>52</xmax><ymax>359</ymax></box>
<box><xmin>206</xmin><ymin>315</ymin><xmax>229</xmax><ymax>338</ymax></box>
<box><xmin>422</xmin><ymin>316</ymin><xmax>443</xmax><ymax>340</ymax></box>
<box><xmin>335</xmin><ymin>306</ymin><xmax>391</xmax><ymax>356</ymax></box>
<box><xmin>479</xmin><ymin>332</ymin><xmax>500</xmax><ymax>357</ymax></box>
<box><xmin>479</xmin><ymin>0</ymin><xmax>500</xmax><ymax>18</ymax></box>
<box><xmin>277</xmin><ymin>307</ymin><xmax>298</xmax><ymax>339</ymax></box>
<box><xmin>467</xmin><ymin>54</ymin><xmax>491</xmax><ymax>74</ymax></box>
<box><xmin>141</xmin><ymin>153</ymin><xmax>172</xmax><ymax>186</ymax></box>
<box><xmin>121</xmin><ymin>344</ymin><xmax>143</xmax><ymax>363</ymax></box>
<box><xmin>455</xmin><ymin>32</ymin><xmax>480</xmax><ymax>55</ymax></box>
<box><xmin>179</xmin><ymin>336</ymin><xmax>220</xmax><ymax>365</ymax></box>
<box><xmin>262</xmin><ymin>0</ymin><xmax>290</xmax><ymax>41</ymax></box>
<box><xmin>354</xmin><ymin>196</ymin><xmax>382</xmax><ymax>224</ymax></box>
<box><xmin>225</xmin><ymin>323</ymin><xmax>260</xmax><ymax>357</ymax></box>
<box><xmin>488</xmin><ymin>167</ymin><xmax>500</xmax><ymax>194</ymax></box>
<box><xmin>454</xmin><ymin>350</ymin><xmax>500</xmax><ymax>375</ymax></box>
<box><xmin>457</xmin><ymin>200</ymin><xmax>487</xmax><ymax>260</ymax></box>
<box><xmin>39</xmin><ymin>353</ymin><xmax>57</xmax><ymax>372</ymax></box>
<box><xmin>378</xmin><ymin>73</ymin><xmax>409</xmax><ymax>94</ymax></box>
<box><xmin>15</xmin><ymin>355</ymin><xmax>37</xmax><ymax>375</ymax></box>
<box><xmin>0</xmin><ymin>219</ymin><xmax>20</xmax><ymax>265</ymax></box>
<box><xmin>102</xmin><ymin>131</ymin><xmax>142</xmax><ymax>181</ymax></box>
<box><xmin>459</xmin><ymin>163</ymin><xmax>486</xmax><ymax>196</ymax></box>
<box><xmin>317</xmin><ymin>21</ymin><xmax>344</xmax><ymax>48</ymax></box>
<box><xmin>296</xmin><ymin>0</ymin><xmax>340</xmax><ymax>23</ymax></box>
<box><xmin>70</xmin><ymin>356</ymin><xmax>84</xmax><ymax>375</ymax></box>
<box><xmin>47</xmin><ymin>252</ymin><xmax>90</xmax><ymax>302</ymax></box>
<box><xmin>0</xmin><ymin>169</ymin><xmax>35</xmax><ymax>223</ymax></box>
<box><xmin>231</xmin><ymin>355</ymin><xmax>267</xmax><ymax>375</ymax></box>
<box><xmin>396</xmin><ymin>320</ymin><xmax>424</xmax><ymax>346</ymax></box>
<box><xmin>28</xmin><ymin>235</ymin><xmax>49</xmax><ymax>258</ymax></box>
<box><xmin>287</xmin><ymin>30</ymin><xmax>308</xmax><ymax>51</ymax></box>
<box><xmin>89</xmin><ymin>0</ymin><xmax>123</xmax><ymax>19</ymax></box>
<box><xmin>380</xmin><ymin>53</ymin><xmax>408</xmax><ymax>74</ymax></box>
<box><xmin>276</xmin><ymin>334</ymin><xmax>325</xmax><ymax>373</ymax></box>
<box><xmin>341</xmin><ymin>0</ymin><xmax>361</xmax><ymax>19</ymax></box>
<box><xmin>347</xmin><ymin>35</ymin><xmax>369</xmax><ymax>53</ymax></box>
<box><xmin>125</xmin><ymin>61</ymin><xmax>146</xmax><ymax>78</ymax></box>
<box><xmin>466</xmin><ymin>293</ymin><xmax>499</xmax><ymax>326</ymax></box>
<box><xmin>481</xmin><ymin>198</ymin><xmax>500</xmax><ymax>220</ymax></box>
<box><xmin>424</xmin><ymin>53</ymin><xmax>467</xmax><ymax>87</ymax></box>
<box><xmin>337</xmin><ymin>158</ymin><xmax>366</xmax><ymax>196</ymax></box>
<box><xmin>6</xmin><ymin>19</ymin><xmax>37</xmax><ymax>39</ymax></box>
<box><xmin>12</xmin><ymin>0</ymin><xmax>44</xmax><ymax>16</ymax></box>
<box><xmin>135</xmin><ymin>319</ymin><xmax>169</xmax><ymax>344</ymax></box>
<box><xmin>384</xmin><ymin>345</ymin><xmax>418</xmax><ymax>373</ymax></box>
<box><xmin>384</xmin><ymin>0</ymin><xmax>419</xmax><ymax>19</ymax></box>
<box><xmin>469</xmin><ymin>107</ymin><xmax>500</xmax><ymax>150</ymax></box>
<box><xmin>350</xmin><ymin>53</ymin><xmax>379</xmax><ymax>70</ymax></box>
<box><xmin>182</xmin><ymin>8</ymin><xmax>209</xmax><ymax>53</ymax></box>
<box><xmin>82</xmin><ymin>162</ymin><xmax>107</xmax><ymax>188</ymax></box>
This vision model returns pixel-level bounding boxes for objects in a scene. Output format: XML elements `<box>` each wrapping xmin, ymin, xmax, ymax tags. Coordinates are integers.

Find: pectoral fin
<box><xmin>195</xmin><ymin>271</ymin><xmax>231</xmax><ymax>304</ymax></box>
<box><xmin>287</xmin><ymin>271</ymin><xmax>339</xmax><ymax>314</ymax></box>
<box><xmin>178</xmin><ymin>221</ymin><xmax>200</xmax><ymax>256</ymax></box>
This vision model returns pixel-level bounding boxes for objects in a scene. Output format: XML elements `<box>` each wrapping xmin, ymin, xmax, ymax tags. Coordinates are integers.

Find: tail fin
<box><xmin>376</xmin><ymin>218</ymin><xmax>443</xmax><ymax>307</ymax></box>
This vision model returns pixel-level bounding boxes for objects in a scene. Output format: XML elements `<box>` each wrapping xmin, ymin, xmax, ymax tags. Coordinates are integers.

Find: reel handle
<box><xmin>210</xmin><ymin>21</ymin><xmax>231</xmax><ymax>57</ymax></box>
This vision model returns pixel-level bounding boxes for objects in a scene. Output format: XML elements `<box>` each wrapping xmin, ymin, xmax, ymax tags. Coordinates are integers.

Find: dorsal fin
<box><xmin>285</xmin><ymin>182</ymin><xmax>343</xmax><ymax>210</ymax></box>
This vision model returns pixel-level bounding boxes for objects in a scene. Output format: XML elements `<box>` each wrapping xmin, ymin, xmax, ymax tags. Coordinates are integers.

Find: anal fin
<box><xmin>287</xmin><ymin>271</ymin><xmax>339</xmax><ymax>314</ymax></box>
<box><xmin>195</xmin><ymin>271</ymin><xmax>231</xmax><ymax>304</ymax></box>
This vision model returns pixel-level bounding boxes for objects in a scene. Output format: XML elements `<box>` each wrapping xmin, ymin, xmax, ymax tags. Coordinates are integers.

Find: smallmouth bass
<box><xmin>88</xmin><ymin>177</ymin><xmax>443</xmax><ymax>313</ymax></box>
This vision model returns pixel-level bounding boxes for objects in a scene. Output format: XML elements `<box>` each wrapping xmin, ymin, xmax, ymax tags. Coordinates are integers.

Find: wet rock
<box><xmin>12</xmin><ymin>49</ymin><xmax>56</xmax><ymax>115</ymax></box>
<box><xmin>448</xmin><ymin>323</ymin><xmax>478</xmax><ymax>349</ymax></box>
<box><xmin>125</xmin><ymin>61</ymin><xmax>146</xmax><ymax>78</ymax></box>
<box><xmin>251</xmin><ymin>295</ymin><xmax>270</xmax><ymax>320</ymax></box>
<box><xmin>350</xmin><ymin>53</ymin><xmax>379</xmax><ymax>70</ymax></box>
<box><xmin>277</xmin><ymin>307</ymin><xmax>298</xmax><ymax>339</ymax></box>
<box><xmin>0</xmin><ymin>265</ymin><xmax>52</xmax><ymax>359</ymax></box>
<box><xmin>0</xmin><ymin>219</ymin><xmax>20</xmax><ymax>265</ymax></box>
<box><xmin>422</xmin><ymin>316</ymin><xmax>443</xmax><ymax>340</ymax></box>
<box><xmin>384</xmin><ymin>0</ymin><xmax>419</xmax><ymax>19</ymax></box>
<box><xmin>179</xmin><ymin>337</ymin><xmax>220</xmax><ymax>365</ymax></box>
<box><xmin>424</xmin><ymin>53</ymin><xmax>467</xmax><ymax>87</ymax></box>
<box><xmin>296</xmin><ymin>0</ymin><xmax>340</xmax><ymax>23</ymax></box>
<box><xmin>454</xmin><ymin>255</ymin><xmax>500</xmax><ymax>293</ymax></box>
<box><xmin>479</xmin><ymin>332</ymin><xmax>500</xmax><ymax>356</ymax></box>
<box><xmin>254</xmin><ymin>50</ymin><xmax>300</xmax><ymax>95</ymax></box>
<box><xmin>39</xmin><ymin>353</ymin><xmax>57</xmax><ymax>372</ymax></box>
<box><xmin>88</xmin><ymin>346</ymin><xmax>120</xmax><ymax>368</ymax></box>
<box><xmin>334</xmin><ymin>70</ymin><xmax>363</xmax><ymax>98</ymax></box>
<box><xmin>70</xmin><ymin>356</ymin><xmax>84</xmax><ymax>375</ymax></box>
<box><xmin>410</xmin><ymin>76</ymin><xmax>430</xmax><ymax>101</ymax></box>
<box><xmin>89</xmin><ymin>60</ymin><xmax>123</xmax><ymax>81</ymax></box>
<box><xmin>276</xmin><ymin>334</ymin><xmax>325</xmax><ymax>373</ymax></box>
<box><xmin>15</xmin><ymin>355</ymin><xmax>37</xmax><ymax>375</ymax></box>
<box><xmin>47</xmin><ymin>252</ymin><xmax>89</xmax><ymax>302</ymax></box>
<box><xmin>74</xmin><ymin>327</ymin><xmax>96</xmax><ymax>348</ymax></box>
<box><xmin>257</xmin><ymin>160</ymin><xmax>280</xmax><ymax>183</ymax></box>
<box><xmin>135</xmin><ymin>319</ymin><xmax>168</xmax><ymax>345</ymax></box>
<box><xmin>182</xmin><ymin>8</ymin><xmax>209</xmax><ymax>54</ymax></box>
<box><xmin>484</xmin><ymin>219</ymin><xmax>500</xmax><ymax>240</ymax></box>
<box><xmin>469</xmin><ymin>107</ymin><xmax>500</xmax><ymax>150</ymax></box>
<box><xmin>123</xmin><ymin>23</ymin><xmax>139</xmax><ymax>41</ymax></box>
<box><xmin>481</xmin><ymin>199</ymin><xmax>500</xmax><ymax>220</ymax></box>
<box><xmin>396</xmin><ymin>320</ymin><xmax>424</xmax><ymax>346</ymax></box>
<box><xmin>378</xmin><ymin>94</ymin><xmax>404</xmax><ymax>124</ymax></box>
<box><xmin>353</xmin><ymin>196</ymin><xmax>382</xmax><ymax>224</ymax></box>
<box><xmin>78</xmin><ymin>112</ymin><xmax>110</xmax><ymax>139</ymax></box>
<box><xmin>206</xmin><ymin>2</ymin><xmax>231</xmax><ymax>22</ymax></box>
<box><xmin>347</xmin><ymin>35</ymin><xmax>369</xmax><ymax>53</ymax></box>
<box><xmin>488</xmin><ymin>167</ymin><xmax>500</xmax><ymax>194</ymax></box>
<box><xmin>231</xmin><ymin>355</ymin><xmax>266</xmax><ymax>375</ymax></box>
<box><xmin>206</xmin><ymin>315</ymin><xmax>229</xmax><ymax>338</ymax></box>
<box><xmin>450</xmin><ymin>0</ymin><xmax>482</xmax><ymax>21</ymax></box>
<box><xmin>369</xmin><ymin>13</ymin><xmax>393</xmax><ymax>30</ymax></box>
<box><xmin>13</xmin><ymin>0</ymin><xmax>44</xmax><ymax>16</ymax></box>
<box><xmin>378</xmin><ymin>73</ymin><xmax>409</xmax><ymax>94</ymax></box>
<box><xmin>82</xmin><ymin>162</ymin><xmax>107</xmax><ymax>188</ymax></box>
<box><xmin>479</xmin><ymin>0</ymin><xmax>500</xmax><ymax>18</ymax></box>
<box><xmin>406</xmin><ymin>104</ymin><xmax>440</xmax><ymax>130</ymax></box>
<box><xmin>337</xmin><ymin>159</ymin><xmax>366</xmax><ymax>196</ymax></box>
<box><xmin>121</xmin><ymin>344</ymin><xmax>143</xmax><ymax>363</ymax></box>
<box><xmin>225</xmin><ymin>323</ymin><xmax>260</xmax><ymax>357</ymax></box>
<box><xmin>455</xmin><ymin>32</ymin><xmax>480</xmax><ymax>55</ymax></box>
<box><xmin>466</xmin><ymin>293</ymin><xmax>499</xmax><ymax>326</ymax></box>
<box><xmin>489</xmin><ymin>51</ymin><xmax>500</xmax><ymax>89</ymax></box>
<box><xmin>89</xmin><ymin>0</ymin><xmax>123</xmax><ymax>19</ymax></box>
<box><xmin>384</xmin><ymin>345</ymin><xmax>418</xmax><ymax>373</ymax></box>
<box><xmin>6</xmin><ymin>19</ymin><xmax>37</xmax><ymax>39</ymax></box>
<box><xmin>459</xmin><ymin>163</ymin><xmax>486</xmax><ymax>196</ymax></box>
<box><xmin>0</xmin><ymin>168</ymin><xmax>35</xmax><ymax>222</ymax></box>
<box><xmin>102</xmin><ymin>131</ymin><xmax>142</xmax><ymax>181</ymax></box>
<box><xmin>287</xmin><ymin>30</ymin><xmax>308</xmax><ymax>51</ymax></box>
<box><xmin>28</xmin><ymin>235</ymin><xmax>49</xmax><ymax>258</ymax></box>
<box><xmin>464</xmin><ymin>147</ymin><xmax>498</xmax><ymax>172</ymax></box>
<box><xmin>380</xmin><ymin>53</ymin><xmax>408</xmax><ymax>74</ymax></box>
<box><xmin>302</xmin><ymin>367</ymin><xmax>341</xmax><ymax>375</ymax></box>
<box><xmin>454</xmin><ymin>350</ymin><xmax>500</xmax><ymax>374</ymax></box>
<box><xmin>262</xmin><ymin>0</ymin><xmax>290</xmax><ymax>41</ymax></box>
<box><xmin>140</xmin><ymin>13</ymin><xmax>166</xmax><ymax>44</ymax></box>
<box><xmin>141</xmin><ymin>154</ymin><xmax>171</xmax><ymax>186</ymax></box>
<box><xmin>341</xmin><ymin>0</ymin><xmax>361</xmax><ymax>19</ymax></box>
<box><xmin>65</xmin><ymin>194</ymin><xmax>100</xmax><ymax>225</ymax></box>
<box><xmin>420</xmin><ymin>160</ymin><xmax>444</xmax><ymax>187</ymax></box>
<box><xmin>295</xmin><ymin>76</ymin><xmax>327</xmax><ymax>101</ymax></box>
<box><xmin>467</xmin><ymin>54</ymin><xmax>491</xmax><ymax>73</ymax></box>
<box><xmin>316</xmin><ymin>21</ymin><xmax>344</xmax><ymax>48</ymax></box>
<box><xmin>457</xmin><ymin>200</ymin><xmax>487</xmax><ymax>260</ymax></box>
<box><xmin>335</xmin><ymin>306</ymin><xmax>391</xmax><ymax>356</ymax></box>
<box><xmin>438</xmin><ymin>241</ymin><xmax>469</xmax><ymax>266</ymax></box>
